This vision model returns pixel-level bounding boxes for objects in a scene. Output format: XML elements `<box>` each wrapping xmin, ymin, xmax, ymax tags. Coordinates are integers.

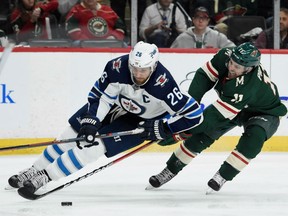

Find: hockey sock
<box><xmin>45</xmin><ymin>139</ymin><xmax>106</xmax><ymax>180</ymax></box>
<box><xmin>166</xmin><ymin>142</ymin><xmax>197</xmax><ymax>174</ymax></box>
<box><xmin>33</xmin><ymin>126</ymin><xmax>78</xmax><ymax>170</ymax></box>
<box><xmin>219</xmin><ymin>149</ymin><xmax>250</xmax><ymax>181</ymax></box>
<box><xmin>219</xmin><ymin>126</ymin><xmax>266</xmax><ymax>181</ymax></box>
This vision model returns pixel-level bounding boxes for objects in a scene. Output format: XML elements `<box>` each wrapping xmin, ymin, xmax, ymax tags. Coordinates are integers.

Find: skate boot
<box><xmin>206</xmin><ymin>171</ymin><xmax>227</xmax><ymax>194</ymax></box>
<box><xmin>146</xmin><ymin>167</ymin><xmax>176</xmax><ymax>189</ymax></box>
<box><xmin>22</xmin><ymin>170</ymin><xmax>50</xmax><ymax>194</ymax></box>
<box><xmin>8</xmin><ymin>167</ymin><xmax>38</xmax><ymax>189</ymax></box>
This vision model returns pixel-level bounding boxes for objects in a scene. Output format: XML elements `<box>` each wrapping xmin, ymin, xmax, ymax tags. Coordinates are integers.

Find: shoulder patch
<box><xmin>154</xmin><ymin>73</ymin><xmax>169</xmax><ymax>87</ymax></box>
<box><xmin>112</xmin><ymin>58</ymin><xmax>122</xmax><ymax>73</ymax></box>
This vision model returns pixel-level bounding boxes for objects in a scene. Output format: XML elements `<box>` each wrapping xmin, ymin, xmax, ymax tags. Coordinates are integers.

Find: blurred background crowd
<box><xmin>0</xmin><ymin>0</ymin><xmax>288</xmax><ymax>49</ymax></box>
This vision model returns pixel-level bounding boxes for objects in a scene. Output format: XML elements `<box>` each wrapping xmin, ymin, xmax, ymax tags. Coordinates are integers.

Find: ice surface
<box><xmin>1</xmin><ymin>152</ymin><xmax>287</xmax><ymax>216</ymax></box>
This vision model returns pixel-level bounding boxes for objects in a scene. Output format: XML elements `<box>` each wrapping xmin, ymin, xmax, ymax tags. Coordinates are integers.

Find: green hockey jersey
<box><xmin>188</xmin><ymin>47</ymin><xmax>287</xmax><ymax>123</ymax></box>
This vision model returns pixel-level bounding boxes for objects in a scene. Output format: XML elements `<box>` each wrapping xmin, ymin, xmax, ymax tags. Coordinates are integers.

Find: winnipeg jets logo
<box><xmin>119</xmin><ymin>95</ymin><xmax>145</xmax><ymax>115</ymax></box>
<box><xmin>154</xmin><ymin>73</ymin><xmax>168</xmax><ymax>87</ymax></box>
<box><xmin>112</xmin><ymin>58</ymin><xmax>122</xmax><ymax>73</ymax></box>
<box><xmin>123</xmin><ymin>100</ymin><xmax>138</xmax><ymax>112</ymax></box>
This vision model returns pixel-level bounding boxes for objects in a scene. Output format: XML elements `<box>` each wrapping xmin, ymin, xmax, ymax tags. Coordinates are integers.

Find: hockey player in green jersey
<box><xmin>147</xmin><ymin>42</ymin><xmax>288</xmax><ymax>192</ymax></box>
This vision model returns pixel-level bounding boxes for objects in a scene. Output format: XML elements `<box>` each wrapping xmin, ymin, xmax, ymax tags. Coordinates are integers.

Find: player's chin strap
<box><xmin>17</xmin><ymin>140</ymin><xmax>156</xmax><ymax>200</ymax></box>
<box><xmin>0</xmin><ymin>128</ymin><xmax>145</xmax><ymax>152</ymax></box>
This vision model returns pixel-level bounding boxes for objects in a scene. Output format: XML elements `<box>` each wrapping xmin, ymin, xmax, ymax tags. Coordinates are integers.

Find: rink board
<box><xmin>0</xmin><ymin>136</ymin><xmax>287</xmax><ymax>155</ymax></box>
<box><xmin>0</xmin><ymin>48</ymin><xmax>287</xmax><ymax>156</ymax></box>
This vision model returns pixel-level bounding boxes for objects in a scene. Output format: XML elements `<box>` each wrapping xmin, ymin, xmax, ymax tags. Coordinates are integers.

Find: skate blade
<box><xmin>4</xmin><ymin>185</ymin><xmax>16</xmax><ymax>190</ymax></box>
<box><xmin>205</xmin><ymin>187</ymin><xmax>214</xmax><ymax>195</ymax></box>
<box><xmin>145</xmin><ymin>184</ymin><xmax>156</xmax><ymax>190</ymax></box>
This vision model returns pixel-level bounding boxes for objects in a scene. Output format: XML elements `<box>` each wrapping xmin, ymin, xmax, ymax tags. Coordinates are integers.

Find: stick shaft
<box><xmin>0</xmin><ymin>128</ymin><xmax>144</xmax><ymax>152</ymax></box>
<box><xmin>0</xmin><ymin>43</ymin><xmax>15</xmax><ymax>76</ymax></box>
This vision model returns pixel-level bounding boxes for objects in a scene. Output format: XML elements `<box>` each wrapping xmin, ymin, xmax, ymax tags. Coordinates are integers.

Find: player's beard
<box><xmin>133</xmin><ymin>77</ymin><xmax>148</xmax><ymax>85</ymax></box>
<box><xmin>228</xmin><ymin>71</ymin><xmax>238</xmax><ymax>79</ymax></box>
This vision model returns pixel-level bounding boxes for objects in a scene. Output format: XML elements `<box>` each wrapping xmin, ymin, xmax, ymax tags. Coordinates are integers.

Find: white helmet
<box><xmin>129</xmin><ymin>41</ymin><xmax>159</xmax><ymax>85</ymax></box>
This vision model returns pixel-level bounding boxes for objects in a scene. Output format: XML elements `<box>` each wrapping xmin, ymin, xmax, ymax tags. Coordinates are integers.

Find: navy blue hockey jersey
<box><xmin>87</xmin><ymin>54</ymin><xmax>203</xmax><ymax>133</ymax></box>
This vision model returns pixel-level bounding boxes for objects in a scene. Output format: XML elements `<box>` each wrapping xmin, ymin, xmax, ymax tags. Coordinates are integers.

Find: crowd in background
<box><xmin>0</xmin><ymin>0</ymin><xmax>288</xmax><ymax>49</ymax></box>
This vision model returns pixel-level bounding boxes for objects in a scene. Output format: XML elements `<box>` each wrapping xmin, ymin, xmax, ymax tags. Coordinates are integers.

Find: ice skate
<box><xmin>206</xmin><ymin>171</ymin><xmax>226</xmax><ymax>194</ymax></box>
<box><xmin>146</xmin><ymin>167</ymin><xmax>176</xmax><ymax>190</ymax></box>
<box><xmin>22</xmin><ymin>170</ymin><xmax>50</xmax><ymax>194</ymax></box>
<box><xmin>8</xmin><ymin>167</ymin><xmax>38</xmax><ymax>189</ymax></box>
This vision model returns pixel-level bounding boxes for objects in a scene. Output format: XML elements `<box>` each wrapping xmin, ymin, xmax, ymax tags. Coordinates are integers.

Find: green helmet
<box><xmin>231</xmin><ymin>42</ymin><xmax>261</xmax><ymax>67</ymax></box>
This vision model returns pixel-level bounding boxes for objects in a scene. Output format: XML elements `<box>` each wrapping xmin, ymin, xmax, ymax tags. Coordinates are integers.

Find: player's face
<box><xmin>227</xmin><ymin>59</ymin><xmax>247</xmax><ymax>79</ymax></box>
<box><xmin>130</xmin><ymin>65</ymin><xmax>152</xmax><ymax>85</ymax></box>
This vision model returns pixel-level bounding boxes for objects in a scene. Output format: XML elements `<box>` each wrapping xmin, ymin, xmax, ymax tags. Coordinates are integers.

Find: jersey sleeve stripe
<box><xmin>89</xmin><ymin>81</ymin><xmax>117</xmax><ymax>101</ymax></box>
<box><xmin>67</xmin><ymin>28</ymin><xmax>81</xmax><ymax>34</ymax></box>
<box><xmin>202</xmin><ymin>61</ymin><xmax>219</xmax><ymax>82</ymax></box>
<box><xmin>213</xmin><ymin>99</ymin><xmax>240</xmax><ymax>119</ymax></box>
<box><xmin>178</xmin><ymin>98</ymin><xmax>202</xmax><ymax>119</ymax></box>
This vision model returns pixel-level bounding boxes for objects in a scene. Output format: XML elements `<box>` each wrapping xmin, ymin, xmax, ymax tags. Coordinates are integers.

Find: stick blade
<box><xmin>18</xmin><ymin>187</ymin><xmax>41</xmax><ymax>200</ymax></box>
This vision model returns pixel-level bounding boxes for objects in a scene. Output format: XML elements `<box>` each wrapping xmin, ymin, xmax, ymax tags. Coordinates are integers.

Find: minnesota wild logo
<box><xmin>250</xmin><ymin>50</ymin><xmax>258</xmax><ymax>57</ymax></box>
<box><xmin>88</xmin><ymin>17</ymin><xmax>108</xmax><ymax>37</ymax></box>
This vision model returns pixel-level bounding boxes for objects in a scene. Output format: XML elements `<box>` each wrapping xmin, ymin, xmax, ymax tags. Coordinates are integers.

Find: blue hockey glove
<box><xmin>138</xmin><ymin>120</ymin><xmax>171</xmax><ymax>141</ymax></box>
<box><xmin>76</xmin><ymin>116</ymin><xmax>101</xmax><ymax>149</ymax></box>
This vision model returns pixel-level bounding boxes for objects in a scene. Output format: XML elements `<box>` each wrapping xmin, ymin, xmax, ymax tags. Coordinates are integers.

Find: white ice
<box><xmin>1</xmin><ymin>152</ymin><xmax>288</xmax><ymax>216</ymax></box>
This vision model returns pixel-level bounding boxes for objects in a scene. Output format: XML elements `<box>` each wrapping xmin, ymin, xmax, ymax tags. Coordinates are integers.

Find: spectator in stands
<box><xmin>0</xmin><ymin>29</ymin><xmax>9</xmax><ymax>47</ymax></box>
<box><xmin>171</xmin><ymin>7</ymin><xmax>235</xmax><ymax>48</ymax></box>
<box><xmin>255</xmin><ymin>8</ymin><xmax>288</xmax><ymax>49</ymax></box>
<box><xmin>58</xmin><ymin>0</ymin><xmax>79</xmax><ymax>16</ymax></box>
<box><xmin>9</xmin><ymin>0</ymin><xmax>59</xmax><ymax>44</ymax></box>
<box><xmin>213</xmin><ymin>0</ymin><xmax>258</xmax><ymax>36</ymax></box>
<box><xmin>261</xmin><ymin>0</ymin><xmax>288</xmax><ymax>28</ymax></box>
<box><xmin>65</xmin><ymin>0</ymin><xmax>126</xmax><ymax>42</ymax></box>
<box><xmin>139</xmin><ymin>0</ymin><xmax>187</xmax><ymax>48</ymax></box>
<box><xmin>190</xmin><ymin>0</ymin><xmax>215</xmax><ymax>24</ymax></box>
<box><xmin>151</xmin><ymin>0</ymin><xmax>192</xmax><ymax>16</ymax></box>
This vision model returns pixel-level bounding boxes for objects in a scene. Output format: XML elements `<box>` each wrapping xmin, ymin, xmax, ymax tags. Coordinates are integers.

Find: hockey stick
<box><xmin>17</xmin><ymin>140</ymin><xmax>154</xmax><ymax>200</ymax></box>
<box><xmin>0</xmin><ymin>42</ymin><xmax>15</xmax><ymax>77</ymax></box>
<box><xmin>0</xmin><ymin>128</ymin><xmax>144</xmax><ymax>152</ymax></box>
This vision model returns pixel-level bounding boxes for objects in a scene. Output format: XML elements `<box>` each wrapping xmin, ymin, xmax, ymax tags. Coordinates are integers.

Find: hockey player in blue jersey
<box><xmin>8</xmin><ymin>41</ymin><xmax>203</xmax><ymax>194</ymax></box>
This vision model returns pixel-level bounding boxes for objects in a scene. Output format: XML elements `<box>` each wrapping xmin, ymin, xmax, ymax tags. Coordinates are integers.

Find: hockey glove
<box><xmin>138</xmin><ymin>120</ymin><xmax>171</xmax><ymax>141</ymax></box>
<box><xmin>158</xmin><ymin>132</ymin><xmax>192</xmax><ymax>146</ymax></box>
<box><xmin>76</xmin><ymin>116</ymin><xmax>101</xmax><ymax>149</ymax></box>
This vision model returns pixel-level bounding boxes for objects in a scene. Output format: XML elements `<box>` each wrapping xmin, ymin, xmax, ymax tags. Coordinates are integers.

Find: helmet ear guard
<box><xmin>231</xmin><ymin>42</ymin><xmax>261</xmax><ymax>67</ymax></box>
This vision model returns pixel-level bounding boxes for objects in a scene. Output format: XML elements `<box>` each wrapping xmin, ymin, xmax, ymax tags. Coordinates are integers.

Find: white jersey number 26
<box><xmin>167</xmin><ymin>87</ymin><xmax>183</xmax><ymax>106</ymax></box>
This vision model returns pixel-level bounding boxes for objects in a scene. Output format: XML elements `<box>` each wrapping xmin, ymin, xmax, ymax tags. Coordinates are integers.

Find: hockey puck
<box><xmin>61</xmin><ymin>202</ymin><xmax>72</xmax><ymax>206</ymax></box>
